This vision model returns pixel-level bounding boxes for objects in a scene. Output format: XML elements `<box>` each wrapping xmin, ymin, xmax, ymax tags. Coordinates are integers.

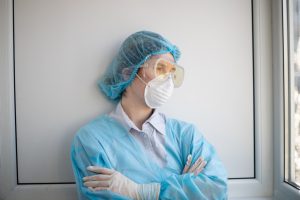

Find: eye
<box><xmin>170</xmin><ymin>67</ymin><xmax>176</xmax><ymax>73</ymax></box>
<box><xmin>156</xmin><ymin>66</ymin><xmax>164</xmax><ymax>71</ymax></box>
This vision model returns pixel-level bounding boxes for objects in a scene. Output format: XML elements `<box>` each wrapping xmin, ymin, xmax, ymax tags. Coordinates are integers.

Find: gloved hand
<box><xmin>182</xmin><ymin>154</ymin><xmax>207</xmax><ymax>176</ymax></box>
<box><xmin>83</xmin><ymin>166</ymin><xmax>160</xmax><ymax>200</ymax></box>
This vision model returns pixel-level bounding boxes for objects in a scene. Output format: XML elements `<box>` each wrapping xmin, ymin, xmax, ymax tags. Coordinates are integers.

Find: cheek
<box><xmin>141</xmin><ymin>66</ymin><xmax>155</xmax><ymax>81</ymax></box>
<box><xmin>145</xmin><ymin>74</ymin><xmax>155</xmax><ymax>82</ymax></box>
<box><xmin>131</xmin><ymin>78</ymin><xmax>146</xmax><ymax>96</ymax></box>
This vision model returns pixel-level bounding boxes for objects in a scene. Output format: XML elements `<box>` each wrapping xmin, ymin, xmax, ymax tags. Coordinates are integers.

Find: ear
<box><xmin>121</xmin><ymin>67</ymin><xmax>132</xmax><ymax>81</ymax></box>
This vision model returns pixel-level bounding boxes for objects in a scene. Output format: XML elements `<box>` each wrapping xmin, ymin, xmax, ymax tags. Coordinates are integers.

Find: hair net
<box><xmin>98</xmin><ymin>30</ymin><xmax>181</xmax><ymax>101</ymax></box>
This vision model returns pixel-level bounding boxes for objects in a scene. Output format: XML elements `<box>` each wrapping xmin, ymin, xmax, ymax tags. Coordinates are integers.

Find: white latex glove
<box><xmin>182</xmin><ymin>154</ymin><xmax>207</xmax><ymax>176</ymax></box>
<box><xmin>83</xmin><ymin>166</ymin><xmax>160</xmax><ymax>200</ymax></box>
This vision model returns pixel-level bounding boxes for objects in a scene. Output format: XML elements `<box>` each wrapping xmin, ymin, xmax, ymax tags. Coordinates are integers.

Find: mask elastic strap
<box><xmin>136</xmin><ymin>74</ymin><xmax>148</xmax><ymax>86</ymax></box>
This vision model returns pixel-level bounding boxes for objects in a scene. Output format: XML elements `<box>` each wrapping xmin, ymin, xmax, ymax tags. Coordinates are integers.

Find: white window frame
<box><xmin>227</xmin><ymin>0</ymin><xmax>273</xmax><ymax>199</ymax></box>
<box><xmin>0</xmin><ymin>0</ymin><xmax>273</xmax><ymax>199</ymax></box>
<box><xmin>273</xmin><ymin>0</ymin><xmax>300</xmax><ymax>199</ymax></box>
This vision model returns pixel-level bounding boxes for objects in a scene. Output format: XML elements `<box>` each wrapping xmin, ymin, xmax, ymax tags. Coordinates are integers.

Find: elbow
<box><xmin>214</xmin><ymin>179</ymin><xmax>228</xmax><ymax>200</ymax></box>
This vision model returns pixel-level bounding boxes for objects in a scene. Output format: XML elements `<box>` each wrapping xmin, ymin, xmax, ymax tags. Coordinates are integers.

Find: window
<box><xmin>284</xmin><ymin>0</ymin><xmax>300</xmax><ymax>189</ymax></box>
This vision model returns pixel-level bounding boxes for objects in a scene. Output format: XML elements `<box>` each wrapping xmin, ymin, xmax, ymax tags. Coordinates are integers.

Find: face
<box><xmin>125</xmin><ymin>53</ymin><xmax>175</xmax><ymax>105</ymax></box>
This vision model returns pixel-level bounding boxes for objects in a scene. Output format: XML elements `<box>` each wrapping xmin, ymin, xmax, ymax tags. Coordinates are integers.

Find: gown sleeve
<box><xmin>158</xmin><ymin>123</ymin><xmax>228</xmax><ymax>200</ymax></box>
<box><xmin>70</xmin><ymin>127</ymin><xmax>131</xmax><ymax>200</ymax></box>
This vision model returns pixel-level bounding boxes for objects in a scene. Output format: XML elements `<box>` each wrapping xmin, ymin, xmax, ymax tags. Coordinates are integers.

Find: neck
<box><xmin>121</xmin><ymin>93</ymin><xmax>153</xmax><ymax>130</ymax></box>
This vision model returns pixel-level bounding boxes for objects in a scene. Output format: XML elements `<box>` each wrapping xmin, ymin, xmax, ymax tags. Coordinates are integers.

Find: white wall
<box><xmin>14</xmin><ymin>0</ymin><xmax>254</xmax><ymax>183</ymax></box>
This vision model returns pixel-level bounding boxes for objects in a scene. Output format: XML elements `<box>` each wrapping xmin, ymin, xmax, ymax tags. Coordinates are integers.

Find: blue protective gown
<box><xmin>70</xmin><ymin>114</ymin><xmax>228</xmax><ymax>200</ymax></box>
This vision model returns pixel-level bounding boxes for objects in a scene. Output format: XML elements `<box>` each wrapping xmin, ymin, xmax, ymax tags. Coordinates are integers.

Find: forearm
<box><xmin>158</xmin><ymin>173</ymin><xmax>227</xmax><ymax>200</ymax></box>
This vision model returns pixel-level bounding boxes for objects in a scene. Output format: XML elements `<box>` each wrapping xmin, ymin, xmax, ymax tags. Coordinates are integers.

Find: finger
<box><xmin>196</xmin><ymin>159</ymin><xmax>206</xmax><ymax>171</ymax></box>
<box><xmin>188</xmin><ymin>156</ymin><xmax>204</xmax><ymax>173</ymax></box>
<box><xmin>182</xmin><ymin>155</ymin><xmax>192</xmax><ymax>174</ymax></box>
<box><xmin>84</xmin><ymin>180</ymin><xmax>110</xmax><ymax>188</ymax></box>
<box><xmin>182</xmin><ymin>154</ymin><xmax>192</xmax><ymax>174</ymax></box>
<box><xmin>194</xmin><ymin>164</ymin><xmax>205</xmax><ymax>176</ymax></box>
<box><xmin>193</xmin><ymin>161</ymin><xmax>207</xmax><ymax>176</ymax></box>
<box><xmin>182</xmin><ymin>164</ymin><xmax>189</xmax><ymax>174</ymax></box>
<box><xmin>86</xmin><ymin>166</ymin><xmax>114</xmax><ymax>175</ymax></box>
<box><xmin>88</xmin><ymin>187</ymin><xmax>95</xmax><ymax>192</ymax></box>
<box><xmin>94</xmin><ymin>186</ymin><xmax>109</xmax><ymax>191</ymax></box>
<box><xmin>187</xmin><ymin>157</ymin><xmax>202</xmax><ymax>173</ymax></box>
<box><xmin>83</xmin><ymin>174</ymin><xmax>111</xmax><ymax>182</ymax></box>
<box><xmin>190</xmin><ymin>157</ymin><xmax>204</xmax><ymax>173</ymax></box>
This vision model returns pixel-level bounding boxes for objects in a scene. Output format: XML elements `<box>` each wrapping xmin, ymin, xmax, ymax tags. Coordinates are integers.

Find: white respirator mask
<box><xmin>136</xmin><ymin>74</ymin><xmax>174</xmax><ymax>108</ymax></box>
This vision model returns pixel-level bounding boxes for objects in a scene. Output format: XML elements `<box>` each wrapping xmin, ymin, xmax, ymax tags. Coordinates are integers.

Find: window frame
<box><xmin>273</xmin><ymin>0</ymin><xmax>300</xmax><ymax>199</ymax></box>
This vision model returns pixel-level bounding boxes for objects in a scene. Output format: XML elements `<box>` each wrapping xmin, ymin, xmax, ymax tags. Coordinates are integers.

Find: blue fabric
<box><xmin>70</xmin><ymin>115</ymin><xmax>228</xmax><ymax>200</ymax></box>
<box><xmin>98</xmin><ymin>31</ymin><xmax>181</xmax><ymax>101</ymax></box>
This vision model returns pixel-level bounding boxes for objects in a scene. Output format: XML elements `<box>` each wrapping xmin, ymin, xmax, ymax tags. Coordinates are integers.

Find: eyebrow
<box><xmin>157</xmin><ymin>63</ymin><xmax>167</xmax><ymax>67</ymax></box>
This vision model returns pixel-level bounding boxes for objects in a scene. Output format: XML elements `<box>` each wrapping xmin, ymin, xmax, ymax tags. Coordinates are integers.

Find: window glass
<box><xmin>285</xmin><ymin>0</ymin><xmax>300</xmax><ymax>188</ymax></box>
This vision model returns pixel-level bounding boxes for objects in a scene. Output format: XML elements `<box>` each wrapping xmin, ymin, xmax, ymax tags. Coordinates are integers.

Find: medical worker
<box><xmin>70</xmin><ymin>30</ymin><xmax>228</xmax><ymax>200</ymax></box>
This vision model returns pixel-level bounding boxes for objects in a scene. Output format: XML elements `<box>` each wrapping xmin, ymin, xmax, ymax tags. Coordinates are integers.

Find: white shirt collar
<box><xmin>109</xmin><ymin>102</ymin><xmax>166</xmax><ymax>135</ymax></box>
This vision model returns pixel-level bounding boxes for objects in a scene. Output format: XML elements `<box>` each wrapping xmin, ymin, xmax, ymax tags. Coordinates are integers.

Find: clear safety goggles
<box><xmin>143</xmin><ymin>58</ymin><xmax>184</xmax><ymax>88</ymax></box>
